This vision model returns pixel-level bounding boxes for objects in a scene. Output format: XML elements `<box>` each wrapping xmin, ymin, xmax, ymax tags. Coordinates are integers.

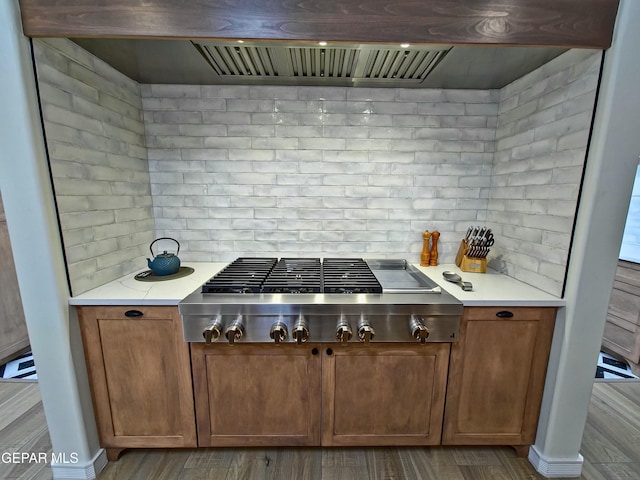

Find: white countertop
<box><xmin>414</xmin><ymin>264</ymin><xmax>565</xmax><ymax>307</ymax></box>
<box><xmin>68</xmin><ymin>263</ymin><xmax>227</xmax><ymax>306</ymax></box>
<box><xmin>69</xmin><ymin>261</ymin><xmax>564</xmax><ymax>307</ymax></box>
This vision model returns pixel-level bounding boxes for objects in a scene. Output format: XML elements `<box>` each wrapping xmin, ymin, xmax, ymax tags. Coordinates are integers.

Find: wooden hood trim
<box><xmin>19</xmin><ymin>0</ymin><xmax>619</xmax><ymax>49</ymax></box>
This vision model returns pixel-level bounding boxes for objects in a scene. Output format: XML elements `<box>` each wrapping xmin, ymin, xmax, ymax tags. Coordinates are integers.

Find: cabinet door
<box><xmin>442</xmin><ymin>307</ymin><xmax>556</xmax><ymax>446</ymax></box>
<box><xmin>322</xmin><ymin>343</ymin><xmax>450</xmax><ymax>446</ymax></box>
<box><xmin>77</xmin><ymin>306</ymin><xmax>196</xmax><ymax>449</ymax></box>
<box><xmin>602</xmin><ymin>260</ymin><xmax>640</xmax><ymax>364</ymax></box>
<box><xmin>191</xmin><ymin>343</ymin><xmax>321</xmax><ymax>447</ymax></box>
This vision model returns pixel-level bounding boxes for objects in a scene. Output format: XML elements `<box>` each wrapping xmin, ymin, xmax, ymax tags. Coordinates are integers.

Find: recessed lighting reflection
<box><xmin>400</xmin><ymin>43</ymin><xmax>410</xmax><ymax>48</ymax></box>
<box><xmin>318</xmin><ymin>41</ymin><xmax>328</xmax><ymax>46</ymax></box>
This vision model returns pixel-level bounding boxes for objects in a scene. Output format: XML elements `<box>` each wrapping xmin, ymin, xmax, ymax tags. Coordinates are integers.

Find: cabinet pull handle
<box><xmin>496</xmin><ymin>310</ymin><xmax>514</xmax><ymax>318</ymax></box>
<box><xmin>326</xmin><ymin>348</ymin><xmax>333</xmax><ymax>356</ymax></box>
<box><xmin>311</xmin><ymin>348</ymin><xmax>319</xmax><ymax>356</ymax></box>
<box><xmin>124</xmin><ymin>310</ymin><xmax>144</xmax><ymax>318</ymax></box>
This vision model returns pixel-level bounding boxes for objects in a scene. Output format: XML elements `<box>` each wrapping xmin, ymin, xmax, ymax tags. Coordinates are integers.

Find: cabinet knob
<box><xmin>269</xmin><ymin>321</ymin><xmax>288</xmax><ymax>344</ymax></box>
<box><xmin>409</xmin><ymin>315</ymin><xmax>430</xmax><ymax>343</ymax></box>
<box><xmin>357</xmin><ymin>316</ymin><xmax>375</xmax><ymax>343</ymax></box>
<box><xmin>224</xmin><ymin>315</ymin><xmax>244</xmax><ymax>344</ymax></box>
<box><xmin>203</xmin><ymin>315</ymin><xmax>223</xmax><ymax>344</ymax></box>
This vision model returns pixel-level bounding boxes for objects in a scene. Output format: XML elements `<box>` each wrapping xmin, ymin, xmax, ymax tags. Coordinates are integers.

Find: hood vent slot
<box><xmin>200</xmin><ymin>45</ymin><xmax>278</xmax><ymax>77</ymax></box>
<box><xmin>193</xmin><ymin>41</ymin><xmax>450</xmax><ymax>85</ymax></box>
<box><xmin>287</xmin><ymin>48</ymin><xmax>359</xmax><ymax>78</ymax></box>
<box><xmin>358</xmin><ymin>50</ymin><xmax>443</xmax><ymax>80</ymax></box>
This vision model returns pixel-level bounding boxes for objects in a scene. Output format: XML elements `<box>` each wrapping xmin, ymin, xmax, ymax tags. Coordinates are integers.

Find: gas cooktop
<box><xmin>179</xmin><ymin>257</ymin><xmax>461</xmax><ymax>344</ymax></box>
<box><xmin>201</xmin><ymin>257</ymin><xmax>384</xmax><ymax>295</ymax></box>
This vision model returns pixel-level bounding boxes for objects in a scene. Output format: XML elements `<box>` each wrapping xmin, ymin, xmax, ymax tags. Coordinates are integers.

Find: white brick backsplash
<box><xmin>348</xmin><ymin>113</ymin><xmax>393</xmax><ymax>126</ymax></box>
<box><xmin>324</xmin><ymin>101</ymin><xmax>371</xmax><ymax>114</ymax></box>
<box><xmin>557</xmin><ymin>131</ymin><xmax>590</xmax><ymax>151</ymax></box>
<box><xmin>150</xmin><ymin>84</ymin><xmax>201</xmax><ymax>98</ymax></box>
<box><xmin>202</xmin><ymin>85</ymin><xmax>250</xmax><ymax>98</ymax></box>
<box><xmin>324</xmin><ymin>126</ymin><xmax>370</xmax><ymax>139</ymax></box>
<box><xmin>417</xmin><ymin>103</ymin><xmax>466</xmax><ymax>116</ymax></box>
<box><xmin>252</xmin><ymin>137</ymin><xmax>299</xmax><ymax>149</ymax></box>
<box><xmin>371</xmin><ymin>102</ymin><xmax>417</xmax><ymax>115</ymax></box>
<box><xmin>345</xmin><ymin>139</ymin><xmax>391</xmax><ymax>151</ymax></box>
<box><xmin>36</xmin><ymin>39</ymin><xmax>600</xmax><ymax>295</ymax></box>
<box><xmin>298</xmin><ymin>87</ymin><xmax>347</xmax><ymax>101</ymax></box>
<box><xmin>177</xmin><ymin>98</ymin><xmax>225</xmax><ymax>111</ymax></box>
<box><xmin>203</xmin><ymin>111</ymin><xmax>250</xmax><ymax>124</ymax></box>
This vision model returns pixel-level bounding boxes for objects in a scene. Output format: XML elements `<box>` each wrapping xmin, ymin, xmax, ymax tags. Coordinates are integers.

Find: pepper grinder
<box><xmin>429</xmin><ymin>231</ymin><xmax>440</xmax><ymax>266</ymax></box>
<box><xmin>420</xmin><ymin>231</ymin><xmax>431</xmax><ymax>266</ymax></box>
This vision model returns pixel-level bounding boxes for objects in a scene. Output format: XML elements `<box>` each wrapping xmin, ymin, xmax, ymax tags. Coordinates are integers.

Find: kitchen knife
<box><xmin>465</xmin><ymin>225</ymin><xmax>473</xmax><ymax>241</ymax></box>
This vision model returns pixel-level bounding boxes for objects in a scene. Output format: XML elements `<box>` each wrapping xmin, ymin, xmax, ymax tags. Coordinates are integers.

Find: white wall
<box><xmin>142</xmin><ymin>49</ymin><xmax>597</xmax><ymax>296</ymax></box>
<box><xmin>34</xmin><ymin>39</ymin><xmax>154</xmax><ymax>295</ymax></box>
<box><xmin>142</xmin><ymin>84</ymin><xmax>498</xmax><ymax>263</ymax></box>
<box><xmin>0</xmin><ymin>3</ymin><xmax>104</xmax><ymax>479</ymax></box>
<box><xmin>490</xmin><ymin>50</ymin><xmax>601</xmax><ymax>295</ymax></box>
<box><xmin>619</xmin><ymin>164</ymin><xmax>640</xmax><ymax>263</ymax></box>
<box><xmin>530</xmin><ymin>0</ymin><xmax>640</xmax><ymax>476</ymax></box>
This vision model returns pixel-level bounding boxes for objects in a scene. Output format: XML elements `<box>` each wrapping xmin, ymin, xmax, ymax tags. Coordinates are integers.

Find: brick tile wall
<box><xmin>34</xmin><ymin>39</ymin><xmax>599</xmax><ymax>296</ymax></box>
<box><xmin>34</xmin><ymin>39</ymin><xmax>154</xmax><ymax>295</ymax></box>
<box><xmin>488</xmin><ymin>49</ymin><xmax>601</xmax><ymax>295</ymax></box>
<box><xmin>143</xmin><ymin>85</ymin><xmax>498</xmax><ymax>262</ymax></box>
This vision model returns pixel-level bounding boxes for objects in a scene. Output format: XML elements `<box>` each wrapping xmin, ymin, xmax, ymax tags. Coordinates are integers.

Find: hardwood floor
<box><xmin>0</xmin><ymin>381</ymin><xmax>52</xmax><ymax>479</ymax></box>
<box><xmin>1</xmin><ymin>380</ymin><xmax>638</xmax><ymax>479</ymax></box>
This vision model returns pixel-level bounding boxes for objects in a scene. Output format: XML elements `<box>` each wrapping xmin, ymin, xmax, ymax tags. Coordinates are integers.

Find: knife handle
<box><xmin>420</xmin><ymin>231</ymin><xmax>431</xmax><ymax>266</ymax></box>
<box><xmin>429</xmin><ymin>231</ymin><xmax>440</xmax><ymax>266</ymax></box>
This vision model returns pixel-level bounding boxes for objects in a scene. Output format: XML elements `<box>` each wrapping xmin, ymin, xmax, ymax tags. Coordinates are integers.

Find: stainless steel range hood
<box><xmin>192</xmin><ymin>40</ymin><xmax>449</xmax><ymax>87</ymax></box>
<box><xmin>71</xmin><ymin>37</ymin><xmax>568</xmax><ymax>89</ymax></box>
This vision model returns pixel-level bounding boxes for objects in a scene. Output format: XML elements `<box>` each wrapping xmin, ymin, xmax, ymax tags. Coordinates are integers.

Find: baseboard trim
<box><xmin>528</xmin><ymin>445</ymin><xmax>584</xmax><ymax>478</ymax></box>
<box><xmin>51</xmin><ymin>448</ymin><xmax>107</xmax><ymax>480</ymax></box>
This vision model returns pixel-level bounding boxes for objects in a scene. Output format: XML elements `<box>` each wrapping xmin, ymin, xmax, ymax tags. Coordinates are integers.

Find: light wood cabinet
<box><xmin>322</xmin><ymin>343</ymin><xmax>450</xmax><ymax>446</ymax></box>
<box><xmin>0</xmin><ymin>194</ymin><xmax>29</xmax><ymax>365</ymax></box>
<box><xmin>77</xmin><ymin>306</ymin><xmax>196</xmax><ymax>459</ymax></box>
<box><xmin>78</xmin><ymin>304</ymin><xmax>557</xmax><ymax>455</ymax></box>
<box><xmin>191</xmin><ymin>342</ymin><xmax>450</xmax><ymax>448</ymax></box>
<box><xmin>191</xmin><ymin>343</ymin><xmax>321</xmax><ymax>447</ymax></box>
<box><xmin>602</xmin><ymin>260</ymin><xmax>640</xmax><ymax>374</ymax></box>
<box><xmin>442</xmin><ymin>307</ymin><xmax>556</xmax><ymax>453</ymax></box>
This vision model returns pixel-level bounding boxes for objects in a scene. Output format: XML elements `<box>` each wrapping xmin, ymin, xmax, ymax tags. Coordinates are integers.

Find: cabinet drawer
<box><xmin>602</xmin><ymin>320</ymin><xmax>640</xmax><ymax>363</ymax></box>
<box><xmin>464</xmin><ymin>307</ymin><xmax>553</xmax><ymax>322</ymax></box>
<box><xmin>78</xmin><ymin>305</ymin><xmax>174</xmax><ymax>320</ymax></box>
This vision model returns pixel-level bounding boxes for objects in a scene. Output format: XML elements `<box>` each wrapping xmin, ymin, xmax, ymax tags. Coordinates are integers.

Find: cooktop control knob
<box><xmin>203</xmin><ymin>315</ymin><xmax>223</xmax><ymax>344</ymax></box>
<box><xmin>357</xmin><ymin>316</ymin><xmax>375</xmax><ymax>343</ymax></box>
<box><xmin>409</xmin><ymin>315</ymin><xmax>430</xmax><ymax>344</ymax></box>
<box><xmin>269</xmin><ymin>320</ymin><xmax>288</xmax><ymax>344</ymax></box>
<box><xmin>336</xmin><ymin>317</ymin><xmax>353</xmax><ymax>344</ymax></box>
<box><xmin>224</xmin><ymin>315</ymin><xmax>245</xmax><ymax>344</ymax></box>
<box><xmin>292</xmin><ymin>315</ymin><xmax>309</xmax><ymax>344</ymax></box>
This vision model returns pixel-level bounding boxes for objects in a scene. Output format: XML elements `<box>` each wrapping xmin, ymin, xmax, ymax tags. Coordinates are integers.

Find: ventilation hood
<box><xmin>193</xmin><ymin>40</ymin><xmax>449</xmax><ymax>86</ymax></box>
<box><xmin>71</xmin><ymin>38</ymin><xmax>568</xmax><ymax>89</ymax></box>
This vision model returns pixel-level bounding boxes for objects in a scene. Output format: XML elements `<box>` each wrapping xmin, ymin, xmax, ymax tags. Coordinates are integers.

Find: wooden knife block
<box><xmin>455</xmin><ymin>239</ymin><xmax>487</xmax><ymax>273</ymax></box>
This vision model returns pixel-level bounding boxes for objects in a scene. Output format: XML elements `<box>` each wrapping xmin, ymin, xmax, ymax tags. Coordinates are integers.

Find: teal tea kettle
<box><xmin>147</xmin><ymin>237</ymin><xmax>181</xmax><ymax>276</ymax></box>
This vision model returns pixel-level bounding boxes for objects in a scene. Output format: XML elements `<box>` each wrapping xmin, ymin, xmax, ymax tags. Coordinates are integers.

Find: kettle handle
<box><xmin>150</xmin><ymin>237</ymin><xmax>180</xmax><ymax>258</ymax></box>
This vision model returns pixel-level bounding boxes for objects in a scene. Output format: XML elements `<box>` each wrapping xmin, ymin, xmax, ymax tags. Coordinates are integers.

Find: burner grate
<box><xmin>202</xmin><ymin>257</ymin><xmax>383</xmax><ymax>294</ymax></box>
<box><xmin>261</xmin><ymin>258</ymin><xmax>322</xmax><ymax>293</ymax></box>
<box><xmin>322</xmin><ymin>258</ymin><xmax>383</xmax><ymax>294</ymax></box>
<box><xmin>201</xmin><ymin>257</ymin><xmax>277</xmax><ymax>293</ymax></box>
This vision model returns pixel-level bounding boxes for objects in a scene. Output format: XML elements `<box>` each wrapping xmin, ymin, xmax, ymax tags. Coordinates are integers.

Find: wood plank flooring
<box><xmin>1</xmin><ymin>380</ymin><xmax>638</xmax><ymax>479</ymax></box>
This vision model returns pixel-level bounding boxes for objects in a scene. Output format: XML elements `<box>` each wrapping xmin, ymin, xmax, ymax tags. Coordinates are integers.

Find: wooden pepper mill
<box><xmin>429</xmin><ymin>231</ymin><xmax>440</xmax><ymax>266</ymax></box>
<box><xmin>420</xmin><ymin>231</ymin><xmax>431</xmax><ymax>266</ymax></box>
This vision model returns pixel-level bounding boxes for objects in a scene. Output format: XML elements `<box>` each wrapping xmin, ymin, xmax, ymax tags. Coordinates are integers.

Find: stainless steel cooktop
<box><xmin>179</xmin><ymin>258</ymin><xmax>461</xmax><ymax>344</ymax></box>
